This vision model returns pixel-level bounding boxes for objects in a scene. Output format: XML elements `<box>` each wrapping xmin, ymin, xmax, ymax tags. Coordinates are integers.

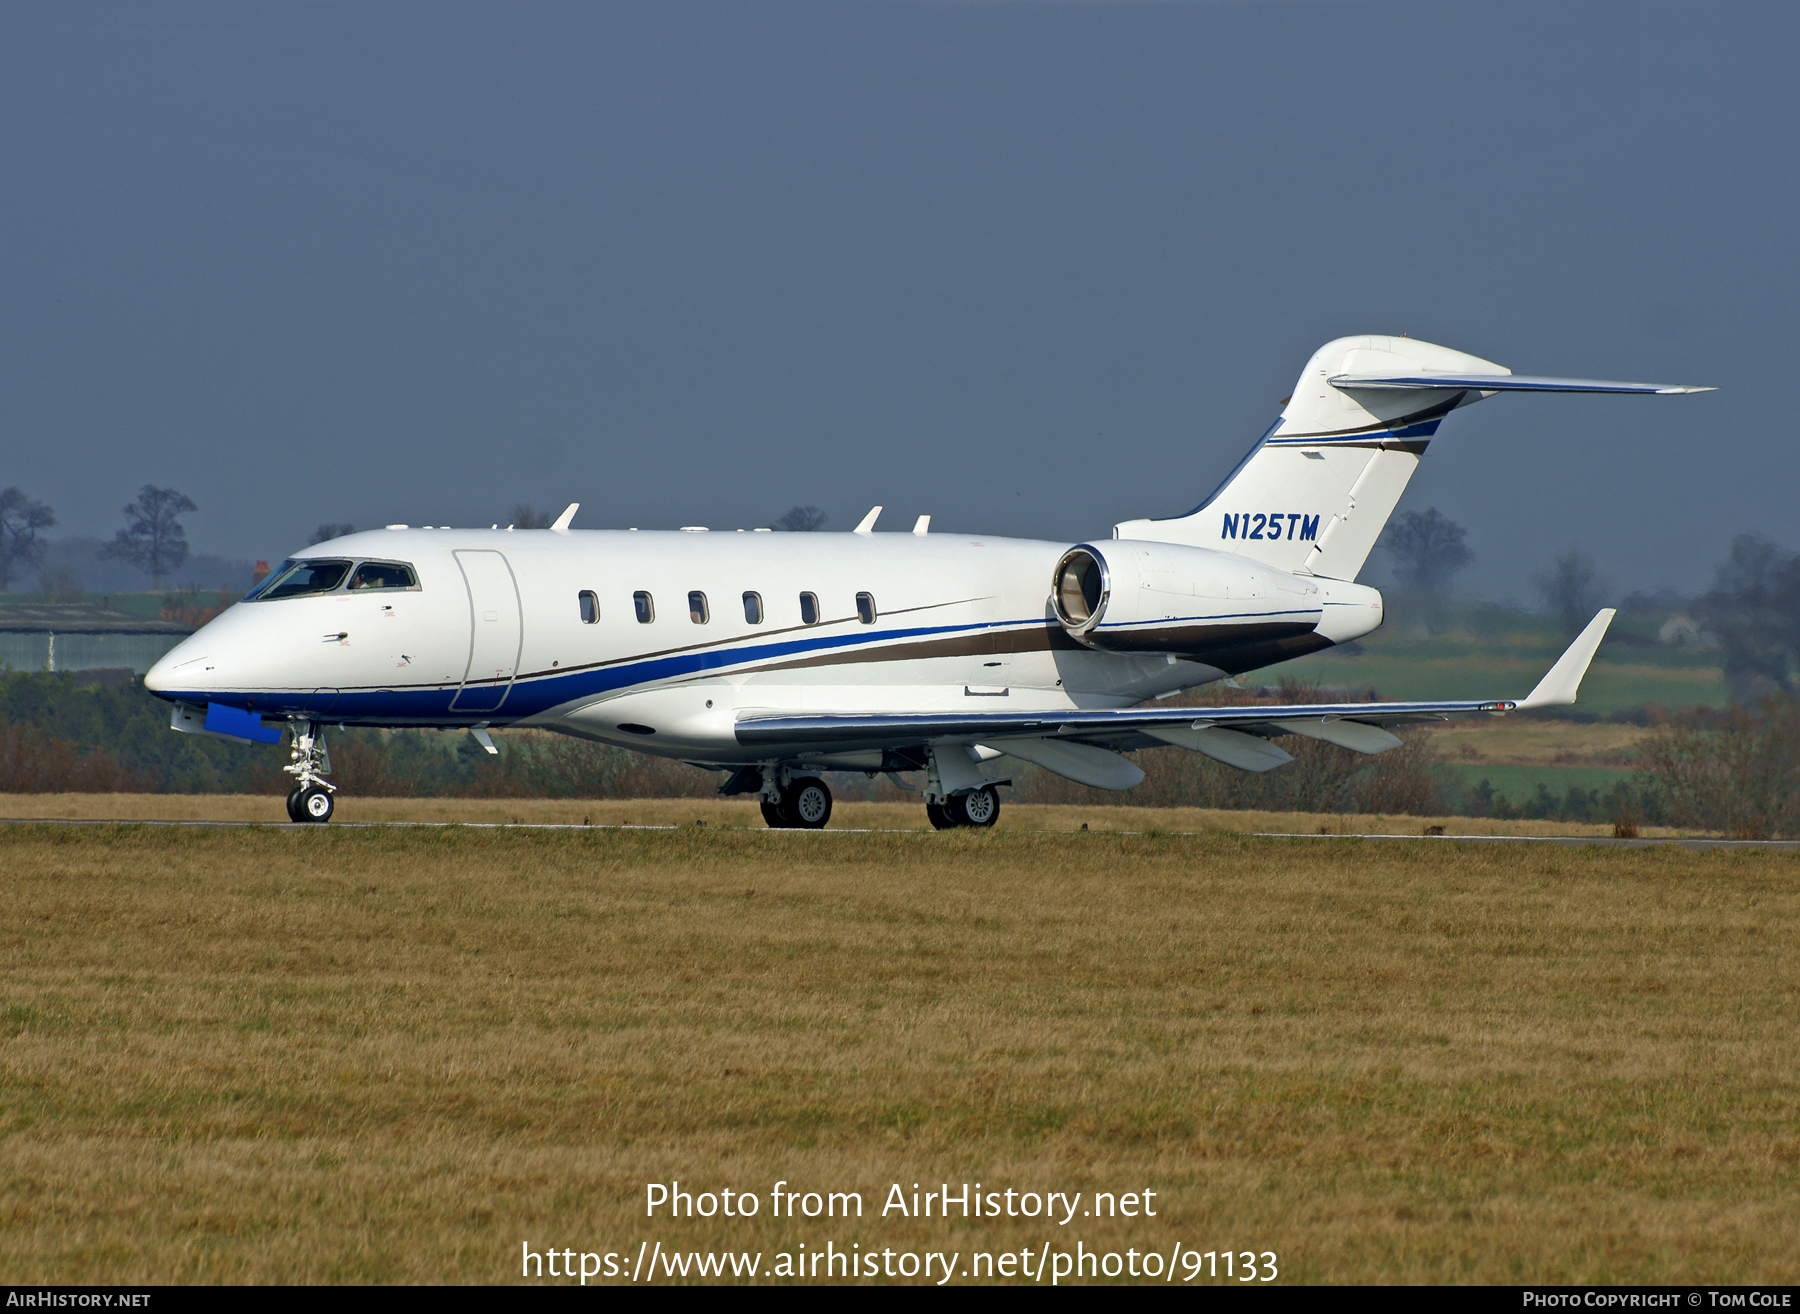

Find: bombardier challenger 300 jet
<box><xmin>145</xmin><ymin>335</ymin><xmax>1711</xmax><ymax>827</ymax></box>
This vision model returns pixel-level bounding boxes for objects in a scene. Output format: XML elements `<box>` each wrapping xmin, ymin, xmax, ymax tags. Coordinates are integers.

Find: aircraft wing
<box><xmin>735</xmin><ymin>611</ymin><xmax>1616</xmax><ymax>772</ymax></box>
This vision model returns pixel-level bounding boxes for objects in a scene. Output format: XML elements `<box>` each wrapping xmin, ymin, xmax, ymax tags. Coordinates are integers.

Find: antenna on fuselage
<box><xmin>853</xmin><ymin>506</ymin><xmax>882</xmax><ymax>535</ymax></box>
<box><xmin>550</xmin><ymin>503</ymin><xmax>579</xmax><ymax>534</ymax></box>
<box><xmin>913</xmin><ymin>515</ymin><xmax>930</xmax><ymax>535</ymax></box>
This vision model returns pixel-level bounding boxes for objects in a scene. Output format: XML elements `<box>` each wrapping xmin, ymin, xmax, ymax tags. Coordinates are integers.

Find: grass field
<box><xmin>3</xmin><ymin>819</ymin><xmax>1796</xmax><ymax>1284</ymax></box>
<box><xmin>1426</xmin><ymin>719</ymin><xmax>1649</xmax><ymax>809</ymax></box>
<box><xmin>1437</xmin><ymin>763</ymin><xmax>1637</xmax><ymax>804</ymax></box>
<box><xmin>1270</xmin><ymin>618</ymin><xmax>1730</xmax><ymax>715</ymax></box>
<box><xmin>0</xmin><ymin>792</ymin><xmax>1690</xmax><ymax>837</ymax></box>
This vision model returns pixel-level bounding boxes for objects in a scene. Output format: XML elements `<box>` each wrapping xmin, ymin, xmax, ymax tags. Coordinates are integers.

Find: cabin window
<box><xmin>743</xmin><ymin>591</ymin><xmax>764</xmax><ymax>624</ymax></box>
<box><xmin>348</xmin><ymin>560</ymin><xmax>419</xmax><ymax>591</ymax></box>
<box><xmin>256</xmin><ymin>558</ymin><xmax>352</xmax><ymax>600</ymax></box>
<box><xmin>578</xmin><ymin>590</ymin><xmax>599</xmax><ymax>624</ymax></box>
<box><xmin>799</xmin><ymin>592</ymin><xmax>820</xmax><ymax>625</ymax></box>
<box><xmin>856</xmin><ymin>592</ymin><xmax>877</xmax><ymax>625</ymax></box>
<box><xmin>689</xmin><ymin>591</ymin><xmax>710</xmax><ymax>624</ymax></box>
<box><xmin>634</xmin><ymin>591</ymin><xmax>655</xmax><ymax>623</ymax></box>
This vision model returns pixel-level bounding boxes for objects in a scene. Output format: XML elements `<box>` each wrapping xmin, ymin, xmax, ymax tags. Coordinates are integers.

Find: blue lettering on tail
<box><xmin>1222</xmin><ymin>512</ymin><xmax>1322</xmax><ymax>542</ymax></box>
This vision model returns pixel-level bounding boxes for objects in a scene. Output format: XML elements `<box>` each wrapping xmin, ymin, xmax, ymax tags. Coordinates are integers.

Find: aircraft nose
<box><xmin>144</xmin><ymin>635</ymin><xmax>212</xmax><ymax>699</ymax></box>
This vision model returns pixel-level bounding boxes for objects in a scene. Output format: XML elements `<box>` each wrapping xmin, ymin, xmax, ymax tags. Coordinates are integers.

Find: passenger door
<box><xmin>449</xmin><ymin>549</ymin><xmax>523</xmax><ymax>712</ymax></box>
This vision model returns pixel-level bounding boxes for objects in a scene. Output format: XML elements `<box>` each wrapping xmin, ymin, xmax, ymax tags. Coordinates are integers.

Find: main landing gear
<box><xmin>760</xmin><ymin>776</ymin><xmax>833</xmax><ymax>830</ymax></box>
<box><xmin>927</xmin><ymin>786</ymin><xmax>1000</xmax><ymax>830</ymax></box>
<box><xmin>282</xmin><ymin>719</ymin><xmax>336</xmax><ymax>824</ymax></box>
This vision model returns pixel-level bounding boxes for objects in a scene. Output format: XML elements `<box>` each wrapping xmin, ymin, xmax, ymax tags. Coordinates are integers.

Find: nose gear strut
<box><xmin>283</xmin><ymin>720</ymin><xmax>336</xmax><ymax>823</ymax></box>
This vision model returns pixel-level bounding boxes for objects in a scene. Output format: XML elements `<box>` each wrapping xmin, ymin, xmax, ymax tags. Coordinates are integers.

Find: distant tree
<box><xmin>509</xmin><ymin>504</ymin><xmax>559</xmax><ymax>529</ymax></box>
<box><xmin>1693</xmin><ymin>534</ymin><xmax>1800</xmax><ymax>701</ymax></box>
<box><xmin>309</xmin><ymin>523</ymin><xmax>356</xmax><ymax>544</ymax></box>
<box><xmin>36</xmin><ymin>567</ymin><xmax>85</xmax><ymax>602</ymax></box>
<box><xmin>770</xmin><ymin>505</ymin><xmax>828</xmax><ymax>532</ymax></box>
<box><xmin>1532</xmin><ymin>548</ymin><xmax>1610</xmax><ymax>638</ymax></box>
<box><xmin>1377</xmin><ymin>508</ymin><xmax>1474</xmax><ymax>595</ymax></box>
<box><xmin>99</xmin><ymin>485</ymin><xmax>195</xmax><ymax>590</ymax></box>
<box><xmin>0</xmin><ymin>487</ymin><xmax>56</xmax><ymax>592</ymax></box>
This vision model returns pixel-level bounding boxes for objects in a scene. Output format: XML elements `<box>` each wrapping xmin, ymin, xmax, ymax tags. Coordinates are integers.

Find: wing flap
<box><xmin>984</xmin><ymin>737</ymin><xmax>1144</xmax><ymax>791</ymax></box>
<box><xmin>733</xmin><ymin>611</ymin><xmax>1618</xmax><ymax>762</ymax></box>
<box><xmin>1279</xmin><ymin>718</ymin><xmax>1404</xmax><ymax>754</ymax></box>
<box><xmin>1145</xmin><ymin>725</ymin><xmax>1293</xmax><ymax>772</ymax></box>
<box><xmin>733</xmin><ymin>698</ymin><xmax>1507</xmax><ymax>751</ymax></box>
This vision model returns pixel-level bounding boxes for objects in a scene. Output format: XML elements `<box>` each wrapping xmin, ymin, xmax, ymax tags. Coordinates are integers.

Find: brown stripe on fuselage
<box><xmin>734</xmin><ymin>623</ymin><xmax>1086</xmax><ymax>675</ymax></box>
<box><xmin>1090</xmin><ymin>619</ymin><xmax>1317</xmax><ymax>654</ymax></box>
<box><xmin>732</xmin><ymin>618</ymin><xmax>1322</xmax><ymax>677</ymax></box>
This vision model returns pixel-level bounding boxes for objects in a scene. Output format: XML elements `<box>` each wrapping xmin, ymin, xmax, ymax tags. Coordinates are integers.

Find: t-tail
<box><xmin>1113</xmin><ymin>335</ymin><xmax>1713</xmax><ymax>581</ymax></box>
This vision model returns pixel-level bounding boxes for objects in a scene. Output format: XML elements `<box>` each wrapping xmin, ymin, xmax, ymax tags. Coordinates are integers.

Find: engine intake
<box><xmin>1052</xmin><ymin>547</ymin><xmax>1109</xmax><ymax>637</ymax></box>
<box><xmin>1051</xmin><ymin>540</ymin><xmax>1331</xmax><ymax>659</ymax></box>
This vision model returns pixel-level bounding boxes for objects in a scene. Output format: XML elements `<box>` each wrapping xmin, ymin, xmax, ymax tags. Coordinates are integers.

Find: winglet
<box><xmin>853</xmin><ymin>506</ymin><xmax>882</xmax><ymax>535</ymax></box>
<box><xmin>1515</xmin><ymin>609</ymin><xmax>1616</xmax><ymax>710</ymax></box>
<box><xmin>550</xmin><ymin>503</ymin><xmax>579</xmax><ymax>534</ymax></box>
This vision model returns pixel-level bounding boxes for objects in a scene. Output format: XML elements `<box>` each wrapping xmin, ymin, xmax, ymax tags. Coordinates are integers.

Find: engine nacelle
<box><xmin>1051</xmin><ymin>540</ymin><xmax>1379</xmax><ymax>658</ymax></box>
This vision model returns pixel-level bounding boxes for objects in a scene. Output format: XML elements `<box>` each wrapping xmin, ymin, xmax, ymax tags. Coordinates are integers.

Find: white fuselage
<box><xmin>144</xmin><ymin>526</ymin><xmax>1383</xmax><ymax>766</ymax></box>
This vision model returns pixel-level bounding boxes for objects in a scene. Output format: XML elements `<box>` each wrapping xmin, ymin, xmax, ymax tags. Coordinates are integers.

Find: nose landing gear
<box><xmin>286</xmin><ymin>785</ymin><xmax>335</xmax><ymax>824</ymax></box>
<box><xmin>282</xmin><ymin>720</ymin><xmax>337</xmax><ymax>824</ymax></box>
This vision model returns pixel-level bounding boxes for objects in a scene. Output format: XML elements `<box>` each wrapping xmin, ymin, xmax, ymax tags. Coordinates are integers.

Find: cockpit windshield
<box><xmin>348</xmin><ymin>561</ymin><xmax>419</xmax><ymax>591</ymax></box>
<box><xmin>246</xmin><ymin>556</ymin><xmax>421</xmax><ymax>601</ymax></box>
<box><xmin>255</xmin><ymin>559</ymin><xmax>352</xmax><ymax>600</ymax></box>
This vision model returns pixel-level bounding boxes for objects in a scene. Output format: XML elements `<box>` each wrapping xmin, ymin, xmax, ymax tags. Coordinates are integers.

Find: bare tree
<box><xmin>309</xmin><ymin>523</ymin><xmax>356</xmax><ymax>544</ymax></box>
<box><xmin>509</xmin><ymin>504</ymin><xmax>558</xmax><ymax>529</ymax></box>
<box><xmin>99</xmin><ymin>485</ymin><xmax>195</xmax><ymax>590</ymax></box>
<box><xmin>770</xmin><ymin>505</ymin><xmax>828</xmax><ymax>532</ymax></box>
<box><xmin>0</xmin><ymin>487</ymin><xmax>56</xmax><ymax>592</ymax></box>
<box><xmin>1532</xmin><ymin>549</ymin><xmax>1610</xmax><ymax>637</ymax></box>
<box><xmin>1693</xmin><ymin>534</ymin><xmax>1800</xmax><ymax>701</ymax></box>
<box><xmin>1640</xmin><ymin>696</ymin><xmax>1800</xmax><ymax>838</ymax></box>
<box><xmin>1376</xmin><ymin>508</ymin><xmax>1474</xmax><ymax>595</ymax></box>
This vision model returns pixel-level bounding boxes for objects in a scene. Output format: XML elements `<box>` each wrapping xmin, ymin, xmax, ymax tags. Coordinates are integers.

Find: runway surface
<box><xmin>1</xmin><ymin>815</ymin><xmax>1794</xmax><ymax>849</ymax></box>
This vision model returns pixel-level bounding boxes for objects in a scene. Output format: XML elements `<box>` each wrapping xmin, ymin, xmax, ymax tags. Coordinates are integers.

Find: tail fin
<box><xmin>1113</xmin><ymin>335</ymin><xmax>1712</xmax><ymax>581</ymax></box>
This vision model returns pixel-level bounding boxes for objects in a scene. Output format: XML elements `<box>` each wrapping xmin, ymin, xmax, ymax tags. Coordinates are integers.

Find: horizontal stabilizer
<box><xmin>1328</xmin><ymin>373</ymin><xmax>1714</xmax><ymax>396</ymax></box>
<box><xmin>1515</xmin><ymin>609</ymin><xmax>1616</xmax><ymax>710</ymax></box>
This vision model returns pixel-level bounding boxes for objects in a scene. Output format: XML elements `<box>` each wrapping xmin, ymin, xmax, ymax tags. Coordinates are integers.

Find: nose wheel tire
<box><xmin>760</xmin><ymin>797</ymin><xmax>793</xmax><ymax>828</ymax></box>
<box><xmin>784</xmin><ymin>777</ymin><xmax>832</xmax><ymax>829</ymax></box>
<box><xmin>926</xmin><ymin>800</ymin><xmax>955</xmax><ymax>830</ymax></box>
<box><xmin>296</xmin><ymin>787</ymin><xmax>335</xmax><ymax>824</ymax></box>
<box><xmin>285</xmin><ymin>787</ymin><xmax>305</xmax><ymax>823</ymax></box>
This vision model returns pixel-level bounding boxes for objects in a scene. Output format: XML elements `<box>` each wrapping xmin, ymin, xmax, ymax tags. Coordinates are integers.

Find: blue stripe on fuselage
<box><xmin>158</xmin><ymin>616</ymin><xmax>1029</xmax><ymax>725</ymax></box>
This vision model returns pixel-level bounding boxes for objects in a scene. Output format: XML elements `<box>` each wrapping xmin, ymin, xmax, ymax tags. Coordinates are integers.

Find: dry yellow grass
<box><xmin>2</xmin><ymin>822</ymin><xmax>1795</xmax><ymax>1284</ymax></box>
<box><xmin>0</xmin><ymin>791</ymin><xmax>1690</xmax><ymax>838</ymax></box>
<box><xmin>1428</xmin><ymin>719</ymin><xmax>1652</xmax><ymax>768</ymax></box>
